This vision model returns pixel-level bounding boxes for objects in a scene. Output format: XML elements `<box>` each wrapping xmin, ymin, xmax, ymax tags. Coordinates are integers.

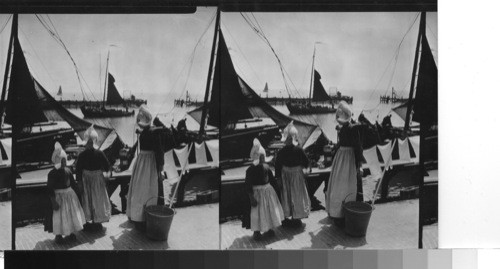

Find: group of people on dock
<box><xmin>45</xmin><ymin>105</ymin><xmax>165</xmax><ymax>243</ymax></box>
<box><xmin>244</xmin><ymin>101</ymin><xmax>365</xmax><ymax>239</ymax></box>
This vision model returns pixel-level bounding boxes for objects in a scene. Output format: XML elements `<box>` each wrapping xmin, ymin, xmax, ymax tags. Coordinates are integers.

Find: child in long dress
<box><xmin>46</xmin><ymin>142</ymin><xmax>86</xmax><ymax>243</ymax></box>
<box><xmin>75</xmin><ymin>126</ymin><xmax>112</xmax><ymax>231</ymax></box>
<box><xmin>245</xmin><ymin>141</ymin><xmax>284</xmax><ymax>240</ymax></box>
<box><xmin>275</xmin><ymin>123</ymin><xmax>311</xmax><ymax>227</ymax></box>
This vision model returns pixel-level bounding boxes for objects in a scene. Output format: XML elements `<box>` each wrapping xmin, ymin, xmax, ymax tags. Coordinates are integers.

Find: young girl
<box><xmin>46</xmin><ymin>142</ymin><xmax>85</xmax><ymax>243</ymax></box>
<box><xmin>245</xmin><ymin>140</ymin><xmax>284</xmax><ymax>240</ymax></box>
<box><xmin>75</xmin><ymin>125</ymin><xmax>112</xmax><ymax>231</ymax></box>
<box><xmin>275</xmin><ymin>123</ymin><xmax>311</xmax><ymax>227</ymax></box>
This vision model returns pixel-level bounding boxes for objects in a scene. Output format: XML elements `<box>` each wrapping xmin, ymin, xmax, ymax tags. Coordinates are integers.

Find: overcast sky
<box><xmin>0</xmin><ymin>9</ymin><xmax>437</xmax><ymax>104</ymax></box>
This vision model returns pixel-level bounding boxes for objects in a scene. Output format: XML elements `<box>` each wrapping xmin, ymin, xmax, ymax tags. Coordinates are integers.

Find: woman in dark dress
<box><xmin>127</xmin><ymin>105</ymin><xmax>164</xmax><ymax>230</ymax></box>
<box><xmin>243</xmin><ymin>139</ymin><xmax>284</xmax><ymax>240</ymax></box>
<box><xmin>275</xmin><ymin>123</ymin><xmax>311</xmax><ymax>227</ymax></box>
<box><xmin>325</xmin><ymin>101</ymin><xmax>365</xmax><ymax>227</ymax></box>
<box><xmin>75</xmin><ymin>125</ymin><xmax>112</xmax><ymax>231</ymax></box>
<box><xmin>46</xmin><ymin>142</ymin><xmax>85</xmax><ymax>243</ymax></box>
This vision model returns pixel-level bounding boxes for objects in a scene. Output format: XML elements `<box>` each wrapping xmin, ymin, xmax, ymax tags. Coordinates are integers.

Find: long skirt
<box><xmin>82</xmin><ymin>169</ymin><xmax>111</xmax><ymax>223</ymax></box>
<box><xmin>52</xmin><ymin>188</ymin><xmax>86</xmax><ymax>236</ymax></box>
<box><xmin>280</xmin><ymin>166</ymin><xmax>311</xmax><ymax>219</ymax></box>
<box><xmin>325</xmin><ymin>146</ymin><xmax>357</xmax><ymax>218</ymax></box>
<box><xmin>251</xmin><ymin>183</ymin><xmax>285</xmax><ymax>232</ymax></box>
<box><xmin>127</xmin><ymin>151</ymin><xmax>159</xmax><ymax>222</ymax></box>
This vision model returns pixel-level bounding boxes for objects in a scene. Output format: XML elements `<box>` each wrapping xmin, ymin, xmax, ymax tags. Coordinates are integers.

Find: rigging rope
<box><xmin>0</xmin><ymin>15</ymin><xmax>12</xmax><ymax>36</ymax></box>
<box><xmin>361</xmin><ymin>13</ymin><xmax>420</xmax><ymax>113</ymax></box>
<box><xmin>154</xmin><ymin>11</ymin><xmax>217</xmax><ymax>118</ymax></box>
<box><xmin>35</xmin><ymin>14</ymin><xmax>98</xmax><ymax>102</ymax></box>
<box><xmin>221</xmin><ymin>22</ymin><xmax>264</xmax><ymax>86</ymax></box>
<box><xmin>240</xmin><ymin>13</ymin><xmax>299</xmax><ymax>98</ymax></box>
<box><xmin>239</xmin><ymin>12</ymin><xmax>324</xmax><ymax>128</ymax></box>
<box><xmin>33</xmin><ymin>15</ymin><xmax>116</xmax><ymax>130</ymax></box>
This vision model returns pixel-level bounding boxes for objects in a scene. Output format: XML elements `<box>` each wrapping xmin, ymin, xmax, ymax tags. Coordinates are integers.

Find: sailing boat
<box><xmin>188</xmin><ymin>9</ymin><xmax>327</xmax><ymax>162</ymax></box>
<box><xmin>80</xmin><ymin>50</ymin><xmax>135</xmax><ymax>118</ymax></box>
<box><xmin>56</xmin><ymin>85</ymin><xmax>62</xmax><ymax>100</ymax></box>
<box><xmin>263</xmin><ymin>82</ymin><xmax>269</xmax><ymax>98</ymax></box>
<box><xmin>286</xmin><ymin>46</ymin><xmax>336</xmax><ymax>114</ymax></box>
<box><xmin>4</xmin><ymin>14</ymin><xmax>125</xmax><ymax>169</ymax></box>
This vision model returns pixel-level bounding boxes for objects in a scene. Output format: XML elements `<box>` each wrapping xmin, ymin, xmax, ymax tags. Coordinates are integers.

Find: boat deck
<box><xmin>15</xmin><ymin>203</ymin><xmax>218</xmax><ymax>250</ymax></box>
<box><xmin>222</xmin><ymin>157</ymin><xmax>419</xmax><ymax>182</ymax></box>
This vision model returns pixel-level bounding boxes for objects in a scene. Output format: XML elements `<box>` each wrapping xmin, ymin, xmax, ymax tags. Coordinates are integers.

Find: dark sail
<box><xmin>263</xmin><ymin>83</ymin><xmax>268</xmax><ymax>93</ymax></box>
<box><xmin>412</xmin><ymin>35</ymin><xmax>437</xmax><ymax>126</ymax></box>
<box><xmin>106</xmin><ymin>73</ymin><xmax>125</xmax><ymax>105</ymax></box>
<box><xmin>56</xmin><ymin>86</ymin><xmax>62</xmax><ymax>96</ymax></box>
<box><xmin>5</xmin><ymin>36</ymin><xmax>49</xmax><ymax>127</ymax></box>
<box><xmin>311</xmin><ymin>70</ymin><xmax>330</xmax><ymax>102</ymax></box>
<box><xmin>207</xmin><ymin>32</ymin><xmax>254</xmax><ymax>128</ymax></box>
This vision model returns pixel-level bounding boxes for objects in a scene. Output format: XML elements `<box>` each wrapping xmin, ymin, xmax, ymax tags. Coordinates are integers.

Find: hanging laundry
<box><xmin>174</xmin><ymin>144</ymin><xmax>190</xmax><ymax>171</ymax></box>
<box><xmin>0</xmin><ymin>138</ymin><xmax>11</xmax><ymax>165</ymax></box>
<box><xmin>363</xmin><ymin>146</ymin><xmax>381</xmax><ymax>179</ymax></box>
<box><xmin>377</xmin><ymin>141</ymin><xmax>393</xmax><ymax>167</ymax></box>
<box><xmin>398</xmin><ymin>138</ymin><xmax>411</xmax><ymax>163</ymax></box>
<box><xmin>163</xmin><ymin>150</ymin><xmax>179</xmax><ymax>180</ymax></box>
<box><xmin>195</xmin><ymin>142</ymin><xmax>208</xmax><ymax>165</ymax></box>
<box><xmin>409</xmin><ymin>136</ymin><xmax>420</xmax><ymax>161</ymax></box>
<box><xmin>205</xmin><ymin>139</ymin><xmax>219</xmax><ymax>165</ymax></box>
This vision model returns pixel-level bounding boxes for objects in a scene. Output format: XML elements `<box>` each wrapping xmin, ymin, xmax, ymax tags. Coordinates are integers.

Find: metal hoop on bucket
<box><xmin>342</xmin><ymin>192</ymin><xmax>375</xmax><ymax>212</ymax></box>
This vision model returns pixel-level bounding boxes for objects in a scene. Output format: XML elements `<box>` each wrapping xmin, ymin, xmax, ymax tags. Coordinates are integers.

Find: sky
<box><xmin>0</xmin><ymin>9</ymin><xmax>437</xmax><ymax>106</ymax></box>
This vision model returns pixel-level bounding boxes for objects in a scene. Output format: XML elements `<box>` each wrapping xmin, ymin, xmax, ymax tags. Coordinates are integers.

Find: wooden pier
<box><xmin>57</xmin><ymin>99</ymin><xmax>147</xmax><ymax>109</ymax></box>
<box><xmin>259</xmin><ymin>95</ymin><xmax>353</xmax><ymax>106</ymax></box>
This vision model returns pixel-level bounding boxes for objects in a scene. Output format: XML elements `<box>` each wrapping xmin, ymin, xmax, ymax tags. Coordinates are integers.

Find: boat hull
<box><xmin>17</xmin><ymin>128</ymin><xmax>76</xmax><ymax>169</ymax></box>
<box><xmin>221</xmin><ymin>125</ymin><xmax>281</xmax><ymax>162</ymax></box>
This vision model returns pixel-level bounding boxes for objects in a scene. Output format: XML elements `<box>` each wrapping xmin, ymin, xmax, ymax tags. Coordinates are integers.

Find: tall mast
<box><xmin>199</xmin><ymin>8</ymin><xmax>221</xmax><ymax>137</ymax></box>
<box><xmin>404</xmin><ymin>12</ymin><xmax>426</xmax><ymax>132</ymax></box>
<box><xmin>308</xmin><ymin>45</ymin><xmax>317</xmax><ymax>102</ymax></box>
<box><xmin>102</xmin><ymin>49</ymin><xmax>110</xmax><ymax>108</ymax></box>
<box><xmin>0</xmin><ymin>14</ymin><xmax>17</xmax><ymax>120</ymax></box>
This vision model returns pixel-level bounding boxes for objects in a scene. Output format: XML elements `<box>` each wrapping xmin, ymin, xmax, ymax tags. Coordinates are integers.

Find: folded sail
<box><xmin>412</xmin><ymin>35</ymin><xmax>437</xmax><ymax>127</ymax></box>
<box><xmin>311</xmin><ymin>70</ymin><xmax>330</xmax><ymax>102</ymax></box>
<box><xmin>106</xmin><ymin>73</ymin><xmax>125</xmax><ymax>105</ymax></box>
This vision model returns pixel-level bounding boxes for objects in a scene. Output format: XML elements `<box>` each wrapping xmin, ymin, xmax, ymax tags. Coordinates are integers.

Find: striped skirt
<box><xmin>280</xmin><ymin>166</ymin><xmax>311</xmax><ymax>219</ymax></box>
<box><xmin>250</xmin><ymin>183</ymin><xmax>284</xmax><ymax>232</ymax></box>
<box><xmin>127</xmin><ymin>151</ymin><xmax>159</xmax><ymax>222</ymax></box>
<box><xmin>52</xmin><ymin>187</ymin><xmax>85</xmax><ymax>236</ymax></box>
<box><xmin>81</xmin><ymin>169</ymin><xmax>111</xmax><ymax>223</ymax></box>
<box><xmin>326</xmin><ymin>146</ymin><xmax>357</xmax><ymax>218</ymax></box>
